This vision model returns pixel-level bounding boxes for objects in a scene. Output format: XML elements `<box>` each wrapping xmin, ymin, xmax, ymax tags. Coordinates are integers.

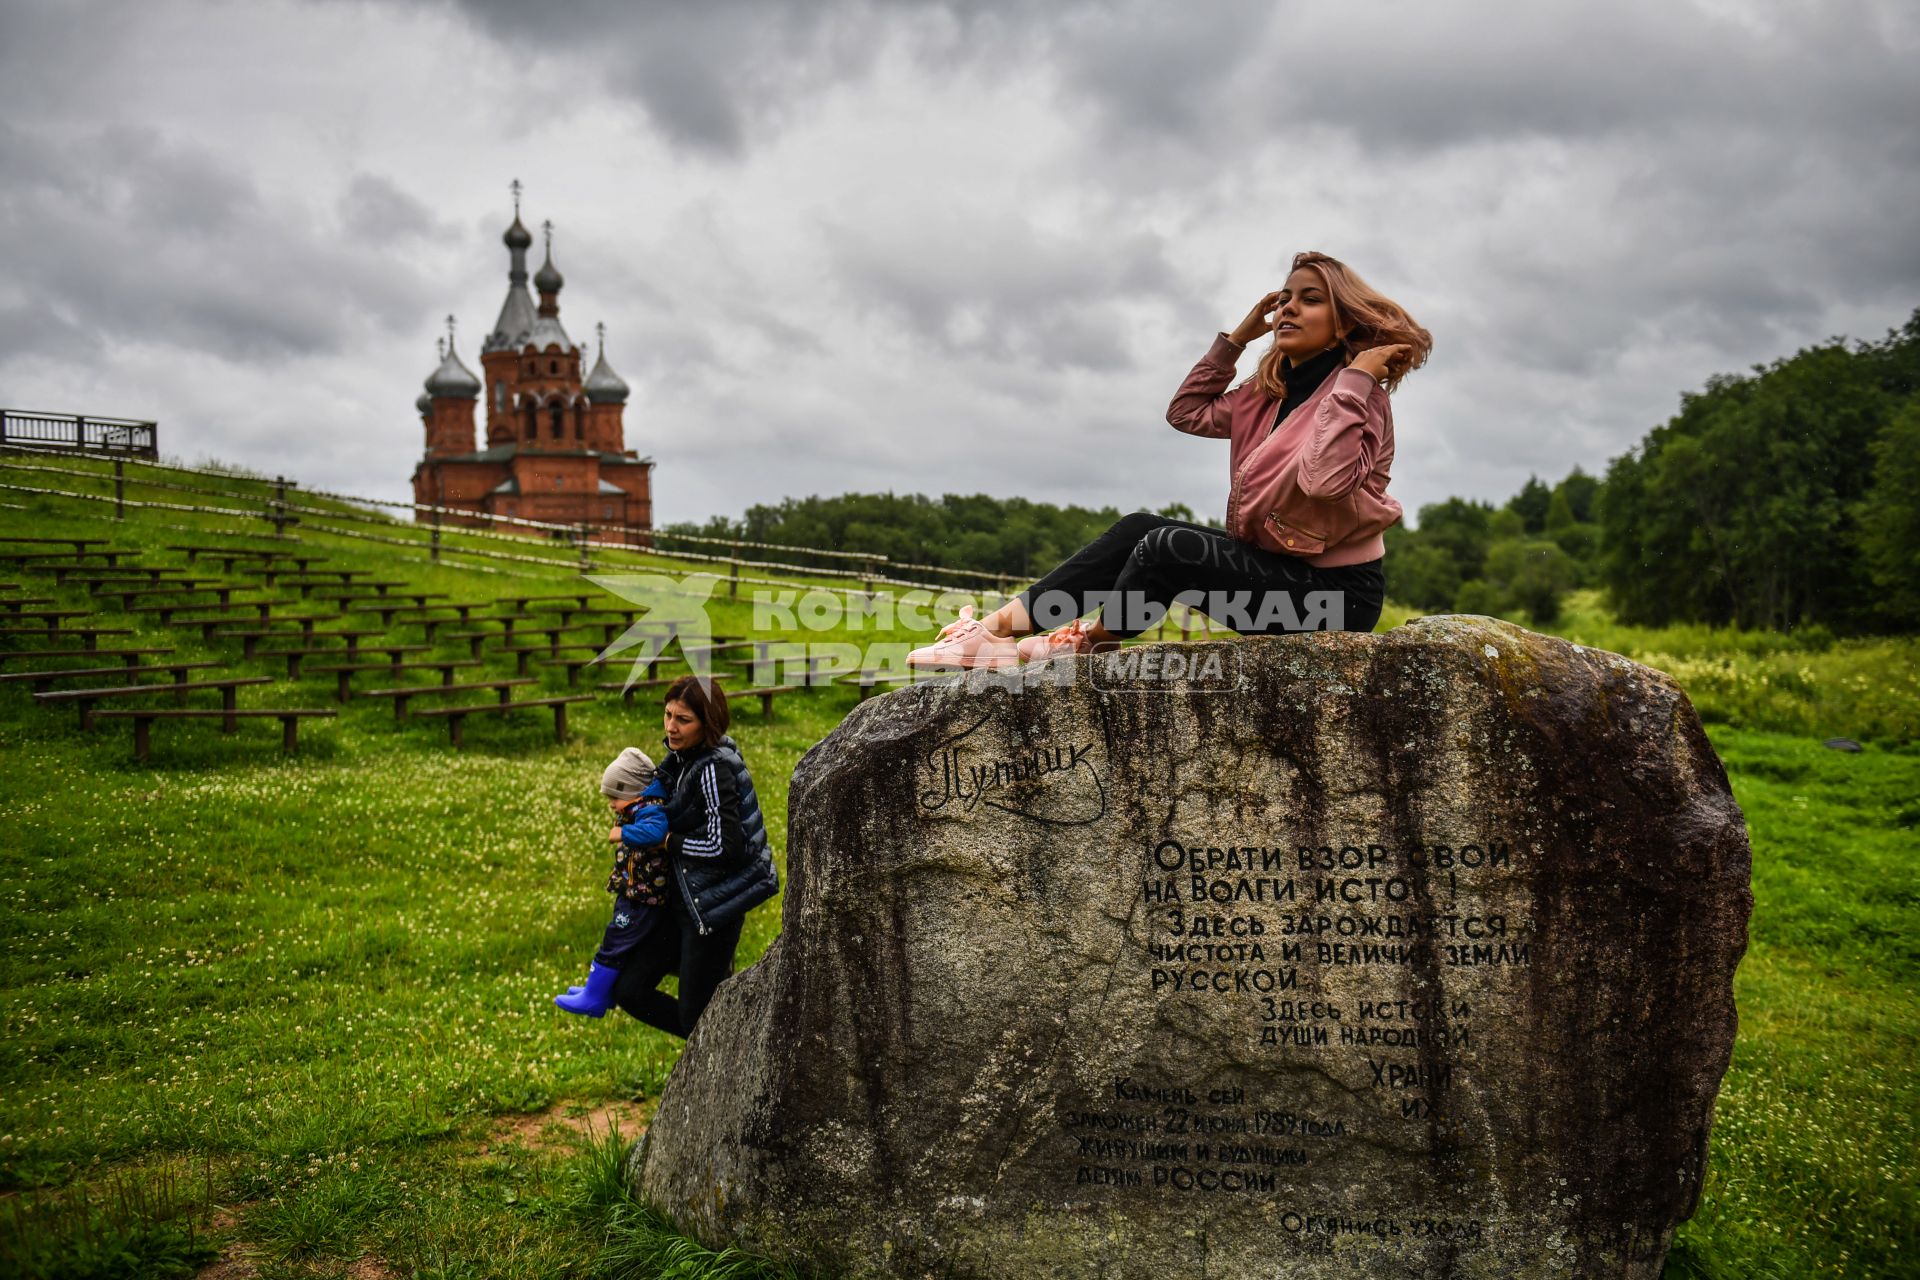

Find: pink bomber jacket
<box><xmin>1166</xmin><ymin>333</ymin><xmax>1403</xmax><ymax>568</ymax></box>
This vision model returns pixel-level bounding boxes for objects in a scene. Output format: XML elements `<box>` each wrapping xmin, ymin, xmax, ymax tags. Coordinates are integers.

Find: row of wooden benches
<box><xmin>3</xmin><ymin>540</ymin><xmax>924</xmax><ymax>758</ymax></box>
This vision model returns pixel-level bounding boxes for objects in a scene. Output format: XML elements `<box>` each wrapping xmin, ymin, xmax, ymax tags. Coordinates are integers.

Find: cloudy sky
<box><xmin>3</xmin><ymin>0</ymin><xmax>1916</xmax><ymax>528</ymax></box>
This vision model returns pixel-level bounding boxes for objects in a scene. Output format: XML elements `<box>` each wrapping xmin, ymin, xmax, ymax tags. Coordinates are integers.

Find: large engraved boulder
<box><xmin>634</xmin><ymin>616</ymin><xmax>1751</xmax><ymax>1279</ymax></box>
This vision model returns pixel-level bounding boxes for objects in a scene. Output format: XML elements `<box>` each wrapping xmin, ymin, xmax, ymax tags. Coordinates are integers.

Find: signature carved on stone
<box><xmin>916</xmin><ymin>712</ymin><xmax>1109</xmax><ymax>827</ymax></box>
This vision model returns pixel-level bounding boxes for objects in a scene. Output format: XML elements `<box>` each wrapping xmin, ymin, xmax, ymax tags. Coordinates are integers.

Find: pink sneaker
<box><xmin>1016</xmin><ymin>618</ymin><xmax>1120</xmax><ymax>662</ymax></box>
<box><xmin>906</xmin><ymin>606</ymin><xmax>1021</xmax><ymax>669</ymax></box>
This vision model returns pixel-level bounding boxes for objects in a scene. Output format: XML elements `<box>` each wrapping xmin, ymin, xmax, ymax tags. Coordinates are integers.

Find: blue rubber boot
<box><xmin>554</xmin><ymin>962</ymin><xmax>618</xmax><ymax>1017</ymax></box>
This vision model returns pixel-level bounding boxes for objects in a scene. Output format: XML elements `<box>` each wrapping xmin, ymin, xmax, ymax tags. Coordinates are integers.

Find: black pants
<box><xmin>592</xmin><ymin>899</ymin><xmax>661</xmax><ymax>969</ymax></box>
<box><xmin>1015</xmin><ymin>512</ymin><xmax>1385</xmax><ymax>637</ymax></box>
<box><xmin>608</xmin><ymin>905</ymin><xmax>744</xmax><ymax>1040</ymax></box>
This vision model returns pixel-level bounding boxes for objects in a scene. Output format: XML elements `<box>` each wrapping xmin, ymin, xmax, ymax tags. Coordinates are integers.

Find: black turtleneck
<box><xmin>1268</xmin><ymin>345</ymin><xmax>1346</xmax><ymax>436</ymax></box>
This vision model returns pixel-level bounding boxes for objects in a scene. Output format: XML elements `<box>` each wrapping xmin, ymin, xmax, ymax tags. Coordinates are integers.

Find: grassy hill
<box><xmin>0</xmin><ymin>453</ymin><xmax>1914</xmax><ymax>1279</ymax></box>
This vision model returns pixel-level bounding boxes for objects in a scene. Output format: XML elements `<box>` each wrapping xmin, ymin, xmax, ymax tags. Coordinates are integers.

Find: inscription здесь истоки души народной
<box><xmin>1051</xmin><ymin>833</ymin><xmax>1533</xmax><ymax>1212</ymax></box>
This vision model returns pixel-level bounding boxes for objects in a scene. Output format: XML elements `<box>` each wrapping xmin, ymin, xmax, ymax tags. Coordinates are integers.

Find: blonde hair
<box><xmin>1253</xmin><ymin>251</ymin><xmax>1432</xmax><ymax>397</ymax></box>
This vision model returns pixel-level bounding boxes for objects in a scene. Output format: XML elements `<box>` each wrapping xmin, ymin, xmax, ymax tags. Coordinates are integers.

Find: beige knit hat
<box><xmin>600</xmin><ymin>746</ymin><xmax>657</xmax><ymax>799</ymax></box>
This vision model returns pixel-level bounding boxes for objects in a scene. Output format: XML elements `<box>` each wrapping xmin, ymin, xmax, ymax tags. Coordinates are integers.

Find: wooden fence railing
<box><xmin>0</xmin><ymin>410</ymin><xmax>157</xmax><ymax>458</ymax></box>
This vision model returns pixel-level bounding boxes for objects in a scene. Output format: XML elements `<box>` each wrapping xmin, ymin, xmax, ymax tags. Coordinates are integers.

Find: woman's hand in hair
<box><xmin>1228</xmin><ymin>291</ymin><xmax>1284</xmax><ymax>347</ymax></box>
<box><xmin>1347</xmin><ymin>343</ymin><xmax>1412</xmax><ymax>383</ymax></box>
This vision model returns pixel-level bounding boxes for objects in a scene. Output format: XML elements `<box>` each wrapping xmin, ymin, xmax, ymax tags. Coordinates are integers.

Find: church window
<box><xmin>549</xmin><ymin>360</ymin><xmax>558</xmax><ymax>375</ymax></box>
<box><xmin>493</xmin><ymin>381</ymin><xmax>506</xmax><ymax>411</ymax></box>
<box><xmin>549</xmin><ymin>400</ymin><xmax>565</xmax><ymax>438</ymax></box>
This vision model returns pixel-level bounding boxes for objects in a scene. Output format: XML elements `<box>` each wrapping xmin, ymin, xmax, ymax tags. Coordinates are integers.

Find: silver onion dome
<box><xmin>534</xmin><ymin>242</ymin><xmax>564</xmax><ymax>294</ymax></box>
<box><xmin>585</xmin><ymin>325</ymin><xmax>630</xmax><ymax>404</ymax></box>
<box><xmin>424</xmin><ymin>338</ymin><xmax>481</xmax><ymax>399</ymax></box>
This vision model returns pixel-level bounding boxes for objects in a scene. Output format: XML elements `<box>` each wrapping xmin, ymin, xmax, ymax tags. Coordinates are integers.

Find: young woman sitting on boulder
<box><xmin>907</xmin><ymin>251</ymin><xmax>1431</xmax><ymax>668</ymax></box>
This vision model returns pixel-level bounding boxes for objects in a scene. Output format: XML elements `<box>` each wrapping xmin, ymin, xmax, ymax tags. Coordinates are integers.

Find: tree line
<box><xmin>666</xmin><ymin>309</ymin><xmax>1919</xmax><ymax>634</ymax></box>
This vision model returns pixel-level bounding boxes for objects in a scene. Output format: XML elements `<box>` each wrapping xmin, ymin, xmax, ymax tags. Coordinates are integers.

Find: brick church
<box><xmin>411</xmin><ymin>195</ymin><xmax>653</xmax><ymax>541</ymax></box>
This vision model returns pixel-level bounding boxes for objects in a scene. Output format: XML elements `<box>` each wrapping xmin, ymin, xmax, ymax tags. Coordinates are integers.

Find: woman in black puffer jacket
<box><xmin>611</xmin><ymin>676</ymin><xmax>778</xmax><ymax>1039</ymax></box>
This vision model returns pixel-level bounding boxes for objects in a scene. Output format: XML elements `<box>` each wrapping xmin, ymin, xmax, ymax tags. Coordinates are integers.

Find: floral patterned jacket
<box><xmin>607</xmin><ymin>796</ymin><xmax>671</xmax><ymax>906</ymax></box>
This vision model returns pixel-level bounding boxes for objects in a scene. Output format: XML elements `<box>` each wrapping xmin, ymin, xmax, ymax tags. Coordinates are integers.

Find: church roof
<box><xmin>526</xmin><ymin>313</ymin><xmax>576</xmax><ymax>353</ymax></box>
<box><xmin>534</xmin><ymin>239</ymin><xmax>564</xmax><ymax>294</ymax></box>
<box><xmin>484</xmin><ymin>285</ymin><xmax>539</xmax><ymax>353</ymax></box>
<box><xmin>585</xmin><ymin>342</ymin><xmax>630</xmax><ymax>403</ymax></box>
<box><xmin>424</xmin><ymin>339</ymin><xmax>481</xmax><ymax>398</ymax></box>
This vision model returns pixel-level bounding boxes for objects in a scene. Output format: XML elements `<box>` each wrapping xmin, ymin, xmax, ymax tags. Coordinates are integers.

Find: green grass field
<box><xmin>0</xmin><ymin>466</ymin><xmax>1915</xmax><ymax>1278</ymax></box>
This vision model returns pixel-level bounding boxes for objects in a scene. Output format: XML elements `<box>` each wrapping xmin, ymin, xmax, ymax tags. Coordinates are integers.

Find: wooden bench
<box><xmin>501</xmin><ymin>642</ymin><xmax>601</xmax><ymax>677</ymax></box>
<box><xmin>306</xmin><ymin>658</ymin><xmax>481</xmax><ymax>702</ymax></box>
<box><xmin>95</xmin><ymin>707</ymin><xmax>338</xmax><ymax>760</ymax></box>
<box><xmin>235</xmin><ymin>565</ymin><xmax>388</xmax><ymax>590</ymax></box>
<box><xmin>319</xmin><ymin>589</ymin><xmax>446</xmax><ymax>610</ymax></box>
<box><xmin>0</xmin><ymin>608</ymin><xmax>90</xmax><ymax>626</ymax></box>
<box><xmin>359</xmin><ymin>677</ymin><xmax>538</xmax><ymax>720</ymax></box>
<box><xmin>209</xmin><ymin>617</ymin><xmax>333</xmax><ymax>654</ymax></box>
<box><xmin>388</xmin><ymin>609</ymin><xmax>466</xmax><ymax>641</ymax></box>
<box><xmin>678</xmin><ymin>640</ymin><xmax>763</xmax><ymax>663</ymax></box>
<box><xmin>35</xmin><ymin>676</ymin><xmax>276</xmax><ymax>729</ymax></box>
<box><xmin>256</xmin><ymin>636</ymin><xmax>426</xmax><ymax>678</ymax></box>
<box><xmin>536</xmin><ymin>654</ymin><xmax>615</xmax><ymax>687</ymax></box>
<box><xmin>595</xmin><ymin>670</ymin><xmax>744</xmax><ymax>708</ymax></box>
<box><xmin>168</xmin><ymin>544</ymin><xmax>307</xmax><ymax>568</ymax></box>
<box><xmin>295</xmin><ymin>642</ymin><xmax>427</xmax><ymax>675</ymax></box>
<box><xmin>0</xmin><ymin>659</ymin><xmax>219</xmax><ymax>693</ymax></box>
<box><xmin>0</xmin><ymin>626</ymin><xmax>135</xmax><ymax>649</ymax></box>
<box><xmin>319</xmin><ymin>596</ymin><xmax>411</xmax><ymax>624</ymax></box>
<box><xmin>128</xmin><ymin>598</ymin><xmax>273</xmax><ymax>625</ymax></box>
<box><xmin>494</xmin><ymin>626</ymin><xmax>574</xmax><ymax>654</ymax></box>
<box><xmin>412</xmin><ymin>694</ymin><xmax>595</xmax><ymax>748</ymax></box>
<box><xmin>55</xmin><ymin>567</ymin><xmax>189</xmax><ymax>586</ymax></box>
<box><xmin>0</xmin><ymin>596</ymin><xmax>55</xmax><ymax>612</ymax></box>
<box><xmin>5</xmin><ymin>550</ymin><xmax>140</xmax><ymax>569</ymax></box>
<box><xmin>729</xmin><ymin>684</ymin><xmax>804</xmax><ymax>718</ymax></box>
<box><xmin>0</xmin><ymin>647</ymin><xmax>175</xmax><ymax>671</ymax></box>
<box><xmin>278</xmin><ymin>573</ymin><xmax>376</xmax><ymax>597</ymax></box>
<box><xmin>747</xmin><ymin>653</ymin><xmax>865</xmax><ymax>687</ymax></box>
<box><xmin>0</xmin><ymin>535</ymin><xmax>110</xmax><ymax>554</ymax></box>
<box><xmin>91</xmin><ymin>581</ymin><xmax>241</xmax><ymax>608</ymax></box>
<box><xmin>406</xmin><ymin>599</ymin><xmax>484</xmax><ymax>620</ymax></box>
<box><xmin>492</xmin><ymin>593</ymin><xmax>596</xmax><ymax>614</ymax></box>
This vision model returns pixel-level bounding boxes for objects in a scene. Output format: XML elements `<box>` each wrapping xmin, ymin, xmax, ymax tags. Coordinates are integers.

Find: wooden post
<box><xmin>113</xmin><ymin>459</ymin><xmax>125</xmax><ymax>521</ymax></box>
<box><xmin>431</xmin><ymin>505</ymin><xmax>442</xmax><ymax>562</ymax></box>
<box><xmin>578</xmin><ymin>522</ymin><xmax>592</xmax><ymax>573</ymax></box>
<box><xmin>282</xmin><ymin>716</ymin><xmax>299</xmax><ymax>754</ymax></box>
<box><xmin>729</xmin><ymin>548</ymin><xmax>741</xmax><ymax>599</ymax></box>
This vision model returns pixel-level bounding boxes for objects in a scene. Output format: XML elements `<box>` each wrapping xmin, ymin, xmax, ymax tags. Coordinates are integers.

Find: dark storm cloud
<box><xmin>441</xmin><ymin>0</ymin><xmax>914</xmax><ymax>154</ymax></box>
<box><xmin>430</xmin><ymin>0</ymin><xmax>1920</xmax><ymax>370</ymax></box>
<box><xmin>0</xmin><ymin>123</ymin><xmax>439</xmax><ymax>361</ymax></box>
